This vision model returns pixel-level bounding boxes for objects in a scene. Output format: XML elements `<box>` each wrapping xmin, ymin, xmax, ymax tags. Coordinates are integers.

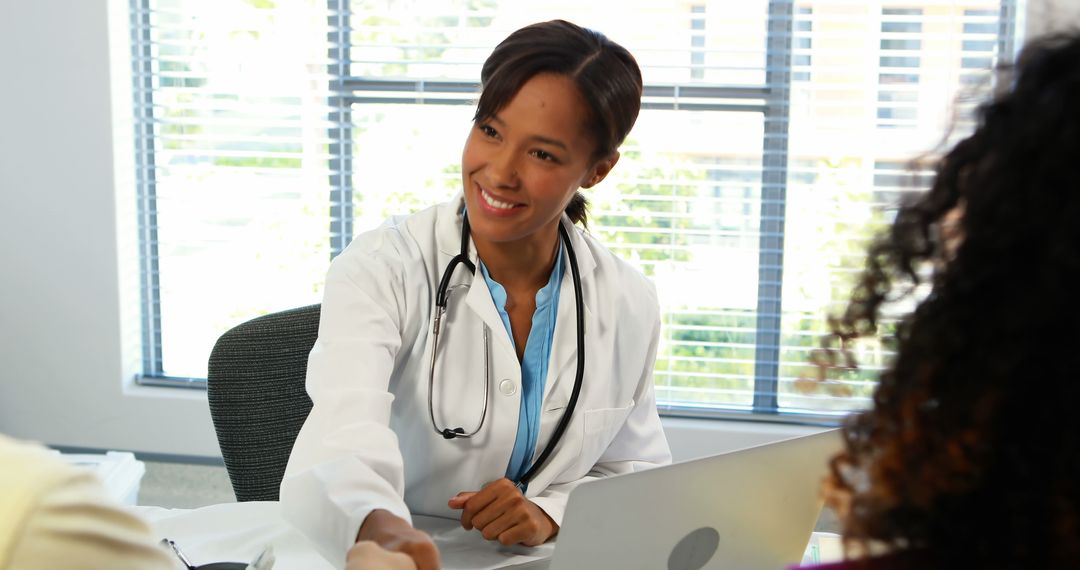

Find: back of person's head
<box><xmin>474</xmin><ymin>19</ymin><xmax>643</xmax><ymax>225</ymax></box>
<box><xmin>821</xmin><ymin>31</ymin><xmax>1080</xmax><ymax>569</ymax></box>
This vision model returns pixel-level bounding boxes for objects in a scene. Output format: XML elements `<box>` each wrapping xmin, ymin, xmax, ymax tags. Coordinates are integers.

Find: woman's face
<box><xmin>461</xmin><ymin>72</ymin><xmax>617</xmax><ymax>250</ymax></box>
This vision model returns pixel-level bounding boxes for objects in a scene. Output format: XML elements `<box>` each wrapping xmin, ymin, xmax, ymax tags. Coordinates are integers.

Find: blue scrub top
<box><xmin>478</xmin><ymin>241</ymin><xmax>565</xmax><ymax>489</ymax></box>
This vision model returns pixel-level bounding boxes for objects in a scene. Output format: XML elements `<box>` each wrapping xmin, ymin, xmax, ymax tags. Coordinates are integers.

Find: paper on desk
<box><xmin>802</xmin><ymin>532</ymin><xmax>843</xmax><ymax>564</ymax></box>
<box><xmin>141</xmin><ymin>502</ymin><xmax>334</xmax><ymax>570</ymax></box>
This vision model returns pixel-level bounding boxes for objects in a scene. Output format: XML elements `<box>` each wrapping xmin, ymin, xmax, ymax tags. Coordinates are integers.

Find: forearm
<box><xmin>280</xmin><ymin>454</ymin><xmax>412</xmax><ymax>567</ymax></box>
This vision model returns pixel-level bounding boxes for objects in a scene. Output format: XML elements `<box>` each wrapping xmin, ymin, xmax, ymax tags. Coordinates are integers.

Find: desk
<box><xmin>135</xmin><ymin>502</ymin><xmax>840</xmax><ymax>569</ymax></box>
<box><xmin>138</xmin><ymin>502</ymin><xmax>552</xmax><ymax>569</ymax></box>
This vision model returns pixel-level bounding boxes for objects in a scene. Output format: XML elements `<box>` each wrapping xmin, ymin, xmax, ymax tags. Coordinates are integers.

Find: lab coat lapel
<box><xmin>540</xmin><ymin>218</ymin><xmax>597</xmax><ymax>415</ymax></box>
<box><xmin>463</xmin><ymin>271</ymin><xmax>517</xmax><ymax>356</ymax></box>
<box><xmin>432</xmin><ymin>194</ymin><xmax>516</xmax><ymax>356</ymax></box>
<box><xmin>435</xmin><ymin>193</ymin><xmax>466</xmax><ymax>257</ymax></box>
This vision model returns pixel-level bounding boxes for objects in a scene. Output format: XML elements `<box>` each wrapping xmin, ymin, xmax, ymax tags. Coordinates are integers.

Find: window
<box><xmin>691</xmin><ymin>5</ymin><xmax>707</xmax><ymax>81</ymax></box>
<box><xmin>131</xmin><ymin>0</ymin><xmax>1017</xmax><ymax>421</ymax></box>
<box><xmin>792</xmin><ymin>6</ymin><xmax>813</xmax><ymax>82</ymax></box>
<box><xmin>961</xmin><ymin>9</ymin><xmax>1003</xmax><ymax>78</ymax></box>
<box><xmin>877</xmin><ymin>7</ymin><xmax>923</xmax><ymax>129</ymax></box>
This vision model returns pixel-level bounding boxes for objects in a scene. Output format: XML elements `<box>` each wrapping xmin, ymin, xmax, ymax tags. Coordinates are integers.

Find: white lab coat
<box><xmin>281</xmin><ymin>196</ymin><xmax>671</xmax><ymax>566</ymax></box>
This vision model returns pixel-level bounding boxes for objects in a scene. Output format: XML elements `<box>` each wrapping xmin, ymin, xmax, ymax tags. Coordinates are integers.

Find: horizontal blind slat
<box><xmin>133</xmin><ymin>0</ymin><xmax>1012</xmax><ymax>417</ymax></box>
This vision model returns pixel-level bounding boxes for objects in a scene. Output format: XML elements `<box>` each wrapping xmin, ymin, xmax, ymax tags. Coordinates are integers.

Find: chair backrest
<box><xmin>207</xmin><ymin>304</ymin><xmax>320</xmax><ymax>502</ymax></box>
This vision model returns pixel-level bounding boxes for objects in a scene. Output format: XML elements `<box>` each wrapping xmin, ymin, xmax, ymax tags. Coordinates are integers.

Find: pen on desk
<box><xmin>247</xmin><ymin>545</ymin><xmax>276</xmax><ymax>570</ymax></box>
<box><xmin>161</xmin><ymin>538</ymin><xmax>196</xmax><ymax>570</ymax></box>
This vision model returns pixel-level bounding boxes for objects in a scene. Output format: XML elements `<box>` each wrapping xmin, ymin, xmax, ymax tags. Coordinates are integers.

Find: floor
<box><xmin>136</xmin><ymin>460</ymin><xmax>842</xmax><ymax>533</ymax></box>
<box><xmin>138</xmin><ymin>461</ymin><xmax>235</xmax><ymax>509</ymax></box>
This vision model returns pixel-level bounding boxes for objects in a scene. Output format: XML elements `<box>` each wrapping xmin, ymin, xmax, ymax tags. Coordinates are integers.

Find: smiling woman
<box><xmin>462</xmin><ymin>71</ymin><xmax>622</xmax><ymax>358</ymax></box>
<box><xmin>278</xmin><ymin>19</ymin><xmax>671</xmax><ymax>570</ymax></box>
<box><xmin>463</xmin><ymin>73</ymin><xmax>612</xmax><ymax>257</ymax></box>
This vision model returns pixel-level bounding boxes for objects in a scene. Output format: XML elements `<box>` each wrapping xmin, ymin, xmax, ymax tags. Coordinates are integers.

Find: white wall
<box><xmin>0</xmin><ymin>0</ymin><xmax>218</xmax><ymax>457</ymax></box>
<box><xmin>1</xmin><ymin>0</ymin><xmax>1070</xmax><ymax>462</ymax></box>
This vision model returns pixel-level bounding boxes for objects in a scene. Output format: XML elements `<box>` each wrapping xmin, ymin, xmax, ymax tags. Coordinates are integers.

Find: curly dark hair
<box><xmin>822</xmin><ymin>32</ymin><xmax>1080</xmax><ymax>569</ymax></box>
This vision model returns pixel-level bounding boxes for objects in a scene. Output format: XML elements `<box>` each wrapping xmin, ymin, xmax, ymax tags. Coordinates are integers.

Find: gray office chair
<box><xmin>207</xmin><ymin>304</ymin><xmax>320</xmax><ymax>502</ymax></box>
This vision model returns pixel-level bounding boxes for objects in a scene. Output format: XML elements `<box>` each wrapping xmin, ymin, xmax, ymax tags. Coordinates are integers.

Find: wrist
<box><xmin>544</xmin><ymin>516</ymin><xmax>559</xmax><ymax>542</ymax></box>
<box><xmin>535</xmin><ymin>503</ymin><xmax>559</xmax><ymax>542</ymax></box>
<box><xmin>357</xmin><ymin>509</ymin><xmax>409</xmax><ymax>543</ymax></box>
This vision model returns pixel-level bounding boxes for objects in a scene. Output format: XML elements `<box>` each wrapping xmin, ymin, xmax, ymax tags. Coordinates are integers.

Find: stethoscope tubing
<box><xmin>517</xmin><ymin>220</ymin><xmax>584</xmax><ymax>488</ymax></box>
<box><xmin>428</xmin><ymin>214</ymin><xmax>487</xmax><ymax>439</ymax></box>
<box><xmin>427</xmin><ymin>211</ymin><xmax>584</xmax><ymax>489</ymax></box>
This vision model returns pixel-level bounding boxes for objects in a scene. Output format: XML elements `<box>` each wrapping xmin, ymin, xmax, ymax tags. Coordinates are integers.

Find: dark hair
<box><xmin>475</xmin><ymin>19</ymin><xmax>643</xmax><ymax>226</ymax></box>
<box><xmin>817</xmin><ymin>32</ymin><xmax>1080</xmax><ymax>569</ymax></box>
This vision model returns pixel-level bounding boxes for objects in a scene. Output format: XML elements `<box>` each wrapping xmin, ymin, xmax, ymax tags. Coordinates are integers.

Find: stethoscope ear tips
<box><xmin>441</xmin><ymin>427</ymin><xmax>466</xmax><ymax>439</ymax></box>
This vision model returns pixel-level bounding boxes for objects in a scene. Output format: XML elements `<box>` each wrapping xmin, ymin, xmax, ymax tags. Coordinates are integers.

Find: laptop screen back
<box><xmin>548</xmin><ymin>429</ymin><xmax>842</xmax><ymax>570</ymax></box>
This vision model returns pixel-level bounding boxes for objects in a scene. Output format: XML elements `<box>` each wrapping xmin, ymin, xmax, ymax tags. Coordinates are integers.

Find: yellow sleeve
<box><xmin>0</xmin><ymin>436</ymin><xmax>175</xmax><ymax>570</ymax></box>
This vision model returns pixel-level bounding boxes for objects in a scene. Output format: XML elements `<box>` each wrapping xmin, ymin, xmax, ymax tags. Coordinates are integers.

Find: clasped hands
<box><xmin>349</xmin><ymin>478</ymin><xmax>557</xmax><ymax>570</ymax></box>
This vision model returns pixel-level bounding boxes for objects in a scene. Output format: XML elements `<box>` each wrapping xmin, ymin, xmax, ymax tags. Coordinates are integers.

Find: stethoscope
<box><xmin>428</xmin><ymin>211</ymin><xmax>585</xmax><ymax>489</ymax></box>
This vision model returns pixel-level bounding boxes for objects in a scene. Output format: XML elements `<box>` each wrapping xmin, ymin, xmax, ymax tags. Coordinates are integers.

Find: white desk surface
<box><xmin>135</xmin><ymin>502</ymin><xmax>840</xmax><ymax>570</ymax></box>
<box><xmin>137</xmin><ymin>501</ymin><xmax>552</xmax><ymax>570</ymax></box>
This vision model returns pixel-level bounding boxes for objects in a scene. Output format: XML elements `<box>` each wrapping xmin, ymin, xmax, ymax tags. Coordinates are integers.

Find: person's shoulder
<box><xmin>343</xmin><ymin>205</ymin><xmax>433</xmax><ymax>256</ymax></box>
<box><xmin>0</xmin><ymin>437</ymin><xmax>117</xmax><ymax>562</ymax></box>
<box><xmin>0</xmin><ymin>435</ymin><xmax>124</xmax><ymax>528</ymax></box>
<box><xmin>330</xmin><ymin>200</ymin><xmax>450</xmax><ymax>272</ymax></box>
<box><xmin>0</xmin><ymin>434</ymin><xmax>79</xmax><ymax>498</ymax></box>
<box><xmin>0</xmin><ymin>436</ymin><xmax>174</xmax><ymax>570</ymax></box>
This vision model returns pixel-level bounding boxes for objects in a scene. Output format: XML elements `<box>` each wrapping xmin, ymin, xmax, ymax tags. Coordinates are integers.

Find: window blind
<box><xmin>132</xmin><ymin>0</ymin><xmax>1018</xmax><ymax>421</ymax></box>
<box><xmin>131</xmin><ymin>0</ymin><xmax>345</xmax><ymax>383</ymax></box>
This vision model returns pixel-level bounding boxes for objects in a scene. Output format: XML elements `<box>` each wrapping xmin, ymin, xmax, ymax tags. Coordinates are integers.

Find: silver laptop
<box><xmin>544</xmin><ymin>429</ymin><xmax>842</xmax><ymax>570</ymax></box>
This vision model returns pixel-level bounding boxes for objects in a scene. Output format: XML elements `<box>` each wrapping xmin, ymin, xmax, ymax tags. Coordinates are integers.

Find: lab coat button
<box><xmin>499</xmin><ymin>379</ymin><xmax>516</xmax><ymax>396</ymax></box>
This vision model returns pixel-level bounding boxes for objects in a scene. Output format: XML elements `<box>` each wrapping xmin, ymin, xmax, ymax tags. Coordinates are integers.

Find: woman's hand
<box><xmin>356</xmin><ymin>509</ymin><xmax>439</xmax><ymax>570</ymax></box>
<box><xmin>447</xmin><ymin>478</ymin><xmax>558</xmax><ymax>546</ymax></box>
<box><xmin>346</xmin><ymin>541</ymin><xmax>419</xmax><ymax>570</ymax></box>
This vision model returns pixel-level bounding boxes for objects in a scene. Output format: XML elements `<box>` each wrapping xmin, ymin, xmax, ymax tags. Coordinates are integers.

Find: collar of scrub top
<box><xmin>427</xmin><ymin>207</ymin><xmax>586</xmax><ymax>491</ymax></box>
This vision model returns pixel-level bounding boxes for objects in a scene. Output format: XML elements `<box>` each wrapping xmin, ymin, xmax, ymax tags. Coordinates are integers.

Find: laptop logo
<box><xmin>668</xmin><ymin>526</ymin><xmax>720</xmax><ymax>570</ymax></box>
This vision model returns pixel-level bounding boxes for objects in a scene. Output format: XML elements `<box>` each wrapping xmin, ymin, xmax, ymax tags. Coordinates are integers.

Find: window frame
<box><xmin>130</xmin><ymin>0</ymin><xmax>1019</xmax><ymax>425</ymax></box>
